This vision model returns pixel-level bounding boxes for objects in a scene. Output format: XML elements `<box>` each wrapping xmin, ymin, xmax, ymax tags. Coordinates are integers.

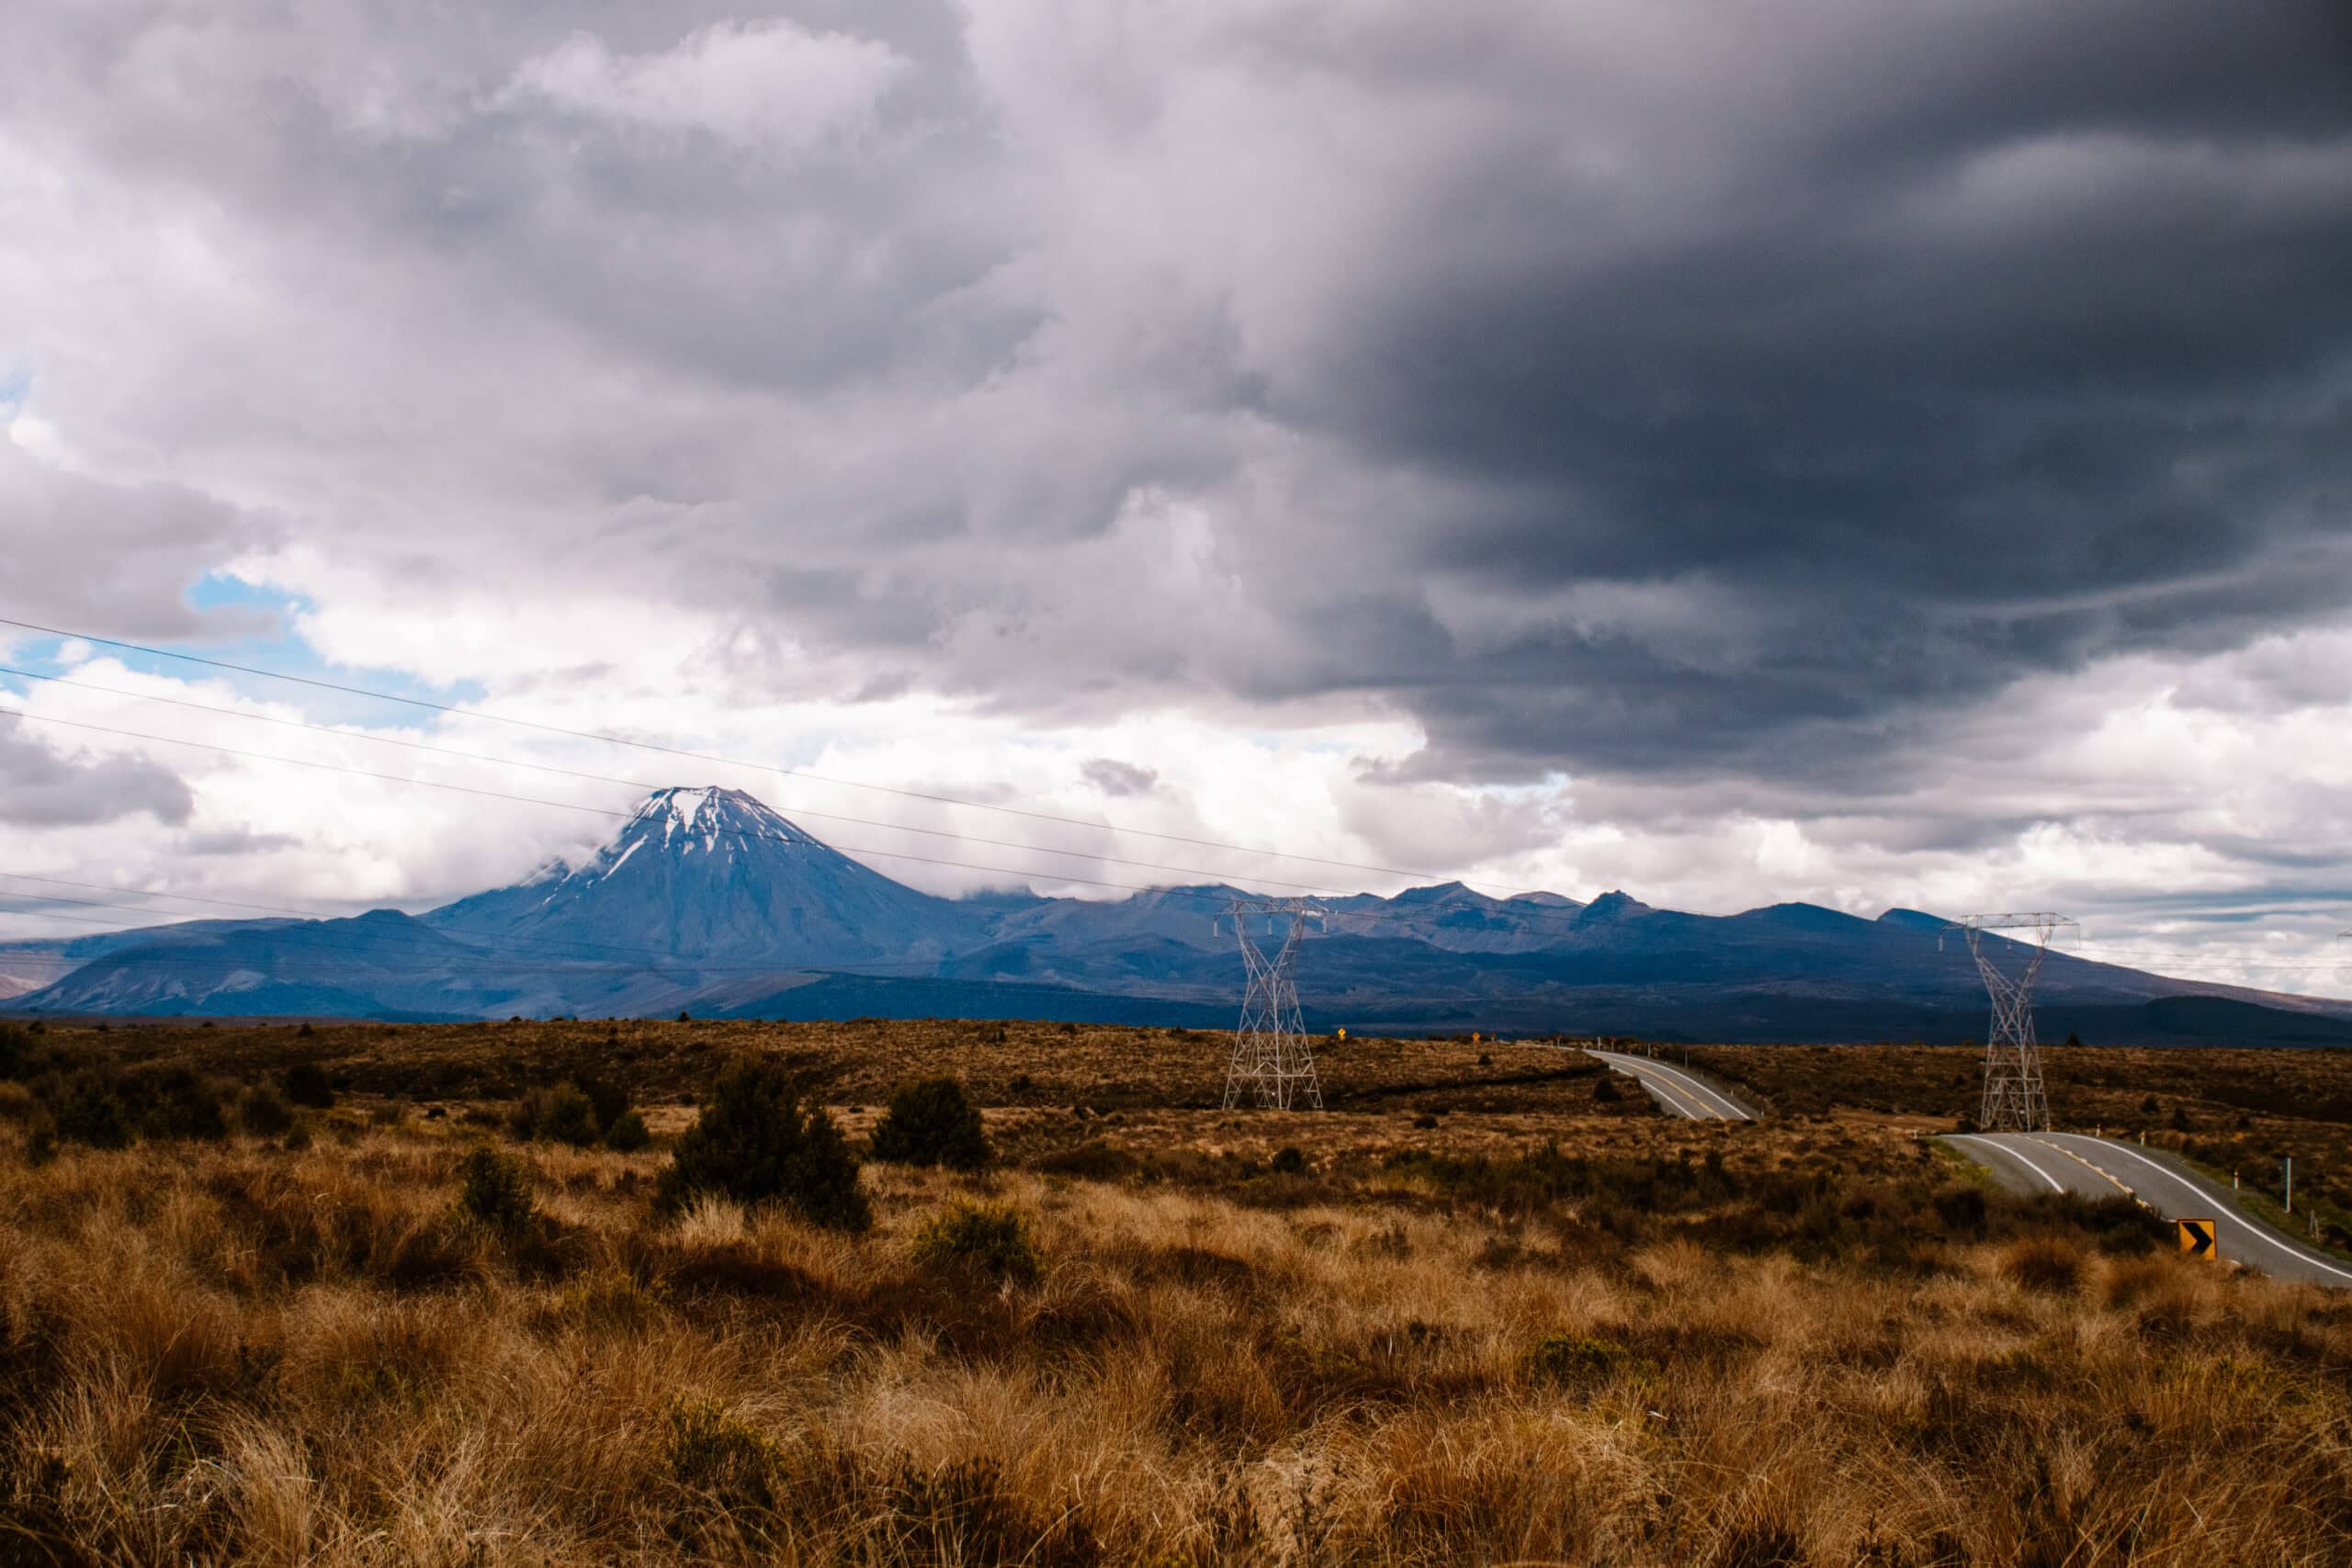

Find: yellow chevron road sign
<box><xmin>2177</xmin><ymin>1218</ymin><xmax>2218</xmax><ymax>1260</ymax></box>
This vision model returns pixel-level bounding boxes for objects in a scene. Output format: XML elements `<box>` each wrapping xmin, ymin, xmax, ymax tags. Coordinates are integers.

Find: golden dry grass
<box><xmin>3</xmin><ymin>1023</ymin><xmax>2351</xmax><ymax>1563</ymax></box>
<box><xmin>0</xmin><ymin>1118</ymin><xmax>2347</xmax><ymax>1562</ymax></box>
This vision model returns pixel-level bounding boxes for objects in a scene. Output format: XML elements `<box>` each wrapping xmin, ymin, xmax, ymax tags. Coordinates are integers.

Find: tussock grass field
<box><xmin>3</xmin><ymin>1019</ymin><xmax>2351</xmax><ymax>1564</ymax></box>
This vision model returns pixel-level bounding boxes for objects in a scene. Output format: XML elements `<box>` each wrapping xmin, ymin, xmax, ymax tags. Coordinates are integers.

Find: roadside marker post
<box><xmin>2177</xmin><ymin>1219</ymin><xmax>2219</xmax><ymax>1261</ymax></box>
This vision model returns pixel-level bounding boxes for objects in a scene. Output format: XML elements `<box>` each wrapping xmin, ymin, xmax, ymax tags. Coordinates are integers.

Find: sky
<box><xmin>4</xmin><ymin>0</ymin><xmax>2352</xmax><ymax>994</ymax></box>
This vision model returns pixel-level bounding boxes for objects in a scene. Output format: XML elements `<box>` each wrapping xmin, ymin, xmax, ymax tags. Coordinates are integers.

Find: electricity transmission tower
<box><xmin>1943</xmin><ymin>912</ymin><xmax>2076</xmax><ymax>1132</ymax></box>
<box><xmin>1218</xmin><ymin>898</ymin><xmax>1325</xmax><ymax>1110</ymax></box>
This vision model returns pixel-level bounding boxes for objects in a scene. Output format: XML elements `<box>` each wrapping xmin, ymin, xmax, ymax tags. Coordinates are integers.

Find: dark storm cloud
<box><xmin>5</xmin><ymin>0</ymin><xmax>2349</xmax><ymax>801</ymax></box>
<box><xmin>0</xmin><ymin>716</ymin><xmax>193</xmax><ymax>827</ymax></box>
<box><xmin>1243</xmin><ymin>0</ymin><xmax>2352</xmax><ymax>779</ymax></box>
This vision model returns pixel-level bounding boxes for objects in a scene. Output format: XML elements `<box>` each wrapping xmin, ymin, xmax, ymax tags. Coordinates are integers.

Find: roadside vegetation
<box><xmin>0</xmin><ymin>1019</ymin><xmax>2347</xmax><ymax>1562</ymax></box>
<box><xmin>1687</xmin><ymin>1042</ymin><xmax>2352</xmax><ymax>1254</ymax></box>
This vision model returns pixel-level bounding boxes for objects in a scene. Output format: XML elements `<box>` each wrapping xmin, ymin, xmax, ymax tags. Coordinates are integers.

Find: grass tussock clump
<box><xmin>910</xmin><ymin>1200</ymin><xmax>1043</xmax><ymax>1285</ymax></box>
<box><xmin>2000</xmin><ymin>1235</ymin><xmax>2085</xmax><ymax>1294</ymax></box>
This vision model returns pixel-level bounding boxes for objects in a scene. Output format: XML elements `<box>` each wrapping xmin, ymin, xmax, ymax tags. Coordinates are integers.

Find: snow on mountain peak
<box><xmin>562</xmin><ymin>786</ymin><xmax>820</xmax><ymax>882</ymax></box>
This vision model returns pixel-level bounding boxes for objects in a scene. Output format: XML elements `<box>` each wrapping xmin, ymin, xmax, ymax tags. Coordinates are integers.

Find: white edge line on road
<box><xmin>1621</xmin><ymin>1055</ymin><xmax>1751</xmax><ymax>1121</ymax></box>
<box><xmin>2060</xmin><ymin>1136</ymin><xmax>2352</xmax><ymax>1285</ymax></box>
<box><xmin>1586</xmin><ymin>1051</ymin><xmax>1712</xmax><ymax>1120</ymax></box>
<box><xmin>1949</xmin><ymin>1134</ymin><xmax>2065</xmax><ymax>1194</ymax></box>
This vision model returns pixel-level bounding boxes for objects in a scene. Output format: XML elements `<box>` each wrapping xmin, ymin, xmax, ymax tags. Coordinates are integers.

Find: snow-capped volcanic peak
<box><xmin>567</xmin><ymin>786</ymin><xmax>816</xmax><ymax>886</ymax></box>
<box><xmin>626</xmin><ymin>785</ymin><xmax>818</xmax><ymax>858</ymax></box>
<box><xmin>413</xmin><ymin>781</ymin><xmax>973</xmax><ymax>967</ymax></box>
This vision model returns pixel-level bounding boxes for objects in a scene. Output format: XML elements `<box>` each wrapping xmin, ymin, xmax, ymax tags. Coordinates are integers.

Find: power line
<box><xmin>0</xmin><ymin>615</ymin><xmax>1533</xmax><ymax>893</ymax></box>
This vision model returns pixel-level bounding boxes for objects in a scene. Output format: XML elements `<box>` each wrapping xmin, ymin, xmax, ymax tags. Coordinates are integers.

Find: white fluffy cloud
<box><xmin>2</xmin><ymin>0</ymin><xmax>2350</xmax><ymax>1000</ymax></box>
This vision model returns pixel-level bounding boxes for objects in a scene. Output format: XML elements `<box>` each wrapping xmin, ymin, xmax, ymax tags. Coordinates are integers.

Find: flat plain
<box><xmin>4</xmin><ymin>1018</ymin><xmax>2351</xmax><ymax>1565</ymax></box>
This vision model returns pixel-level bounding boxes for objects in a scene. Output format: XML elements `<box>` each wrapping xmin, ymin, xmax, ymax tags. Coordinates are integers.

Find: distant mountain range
<box><xmin>8</xmin><ymin>785</ymin><xmax>2351</xmax><ymax>1044</ymax></box>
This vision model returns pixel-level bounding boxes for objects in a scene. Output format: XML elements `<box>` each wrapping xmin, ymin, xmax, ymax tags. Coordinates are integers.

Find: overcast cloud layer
<box><xmin>4</xmin><ymin>1</ymin><xmax>2352</xmax><ymax>995</ymax></box>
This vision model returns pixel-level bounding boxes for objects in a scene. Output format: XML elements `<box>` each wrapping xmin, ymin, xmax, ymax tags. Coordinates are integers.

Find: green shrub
<box><xmin>0</xmin><ymin>1021</ymin><xmax>28</xmax><ymax>1081</ymax></box>
<box><xmin>603</xmin><ymin>1107</ymin><xmax>651</xmax><ymax>1152</ymax></box>
<box><xmin>24</xmin><ymin>1109</ymin><xmax>58</xmax><ymax>1168</ymax></box>
<box><xmin>117</xmin><ymin>1066</ymin><xmax>230</xmax><ymax>1142</ymax></box>
<box><xmin>1932</xmin><ymin>1184</ymin><xmax>1988</xmax><ymax>1234</ymax></box>
<box><xmin>870</xmin><ymin>1076</ymin><xmax>991</xmax><ymax>1171</ymax></box>
<box><xmin>512</xmin><ymin>1084</ymin><xmax>602</xmax><ymax>1146</ymax></box>
<box><xmin>911</xmin><ymin>1201</ymin><xmax>1042</xmax><ymax>1285</ymax></box>
<box><xmin>655</xmin><ymin>1056</ymin><xmax>869</xmax><ymax>1231</ymax></box>
<box><xmin>281</xmin><ymin>1061</ymin><xmax>336</xmax><ymax>1109</ymax></box>
<box><xmin>1522</xmin><ymin>1333</ymin><xmax>1648</xmax><ymax>1393</ymax></box>
<box><xmin>1033</xmin><ymin>1140</ymin><xmax>1137</xmax><ymax>1181</ymax></box>
<box><xmin>1270</xmin><ymin>1145</ymin><xmax>1307</xmax><ymax>1176</ymax></box>
<box><xmin>454</xmin><ymin>1145</ymin><xmax>537</xmax><ymax>1234</ymax></box>
<box><xmin>570</xmin><ymin>1068</ymin><xmax>629</xmax><ymax>1134</ymax></box>
<box><xmin>45</xmin><ymin>1070</ymin><xmax>130</xmax><ymax>1149</ymax></box>
<box><xmin>239</xmin><ymin>1080</ymin><xmax>298</xmax><ymax>1138</ymax></box>
<box><xmin>661</xmin><ymin>1394</ymin><xmax>781</xmax><ymax>1514</ymax></box>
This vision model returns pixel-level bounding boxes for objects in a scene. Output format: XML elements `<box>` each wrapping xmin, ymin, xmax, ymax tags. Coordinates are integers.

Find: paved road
<box><xmin>1947</xmin><ymin>1131</ymin><xmax>2352</xmax><ymax>1289</ymax></box>
<box><xmin>1586</xmin><ymin>1048</ymin><xmax>1753</xmax><ymax>1121</ymax></box>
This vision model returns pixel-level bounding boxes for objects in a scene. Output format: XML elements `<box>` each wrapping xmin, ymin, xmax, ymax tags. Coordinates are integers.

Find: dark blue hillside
<box><xmin>10</xmin><ymin>786</ymin><xmax>2348</xmax><ymax>1040</ymax></box>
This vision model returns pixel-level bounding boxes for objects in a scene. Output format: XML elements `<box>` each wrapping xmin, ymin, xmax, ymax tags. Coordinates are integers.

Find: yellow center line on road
<box><xmin>1628</xmin><ymin>1056</ymin><xmax>1747</xmax><ymax>1120</ymax></box>
<box><xmin>1609</xmin><ymin>1056</ymin><xmax>1711</xmax><ymax>1119</ymax></box>
<box><xmin>2027</xmin><ymin>1136</ymin><xmax>2159</xmax><ymax>1216</ymax></box>
<box><xmin>2072</xmin><ymin>1137</ymin><xmax>2352</xmax><ymax>1286</ymax></box>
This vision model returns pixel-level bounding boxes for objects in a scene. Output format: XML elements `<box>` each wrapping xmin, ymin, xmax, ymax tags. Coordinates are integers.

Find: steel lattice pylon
<box><xmin>1944</xmin><ymin>912</ymin><xmax>2075</xmax><ymax>1132</ymax></box>
<box><xmin>1218</xmin><ymin>898</ymin><xmax>1325</xmax><ymax>1110</ymax></box>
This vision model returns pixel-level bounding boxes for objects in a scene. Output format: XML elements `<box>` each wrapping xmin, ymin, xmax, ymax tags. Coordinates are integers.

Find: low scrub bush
<box><xmin>58</xmin><ymin>1064</ymin><xmax>233</xmax><ymax>1143</ymax></box>
<box><xmin>511</xmin><ymin>1084</ymin><xmax>602</xmax><ymax>1146</ymax></box>
<box><xmin>604</xmin><ymin>1107</ymin><xmax>651</xmax><ymax>1152</ymax></box>
<box><xmin>453</xmin><ymin>1145</ymin><xmax>538</xmax><ymax>1235</ymax></box>
<box><xmin>282</xmin><ymin>1060</ymin><xmax>336</xmax><ymax>1109</ymax></box>
<box><xmin>656</xmin><ymin>1056</ymin><xmax>870</xmax><ymax>1232</ymax></box>
<box><xmin>23</xmin><ymin>1109</ymin><xmax>58</xmax><ymax>1167</ymax></box>
<box><xmin>911</xmin><ymin>1200</ymin><xmax>1043</xmax><ymax>1284</ymax></box>
<box><xmin>662</xmin><ymin>1395</ymin><xmax>783</xmax><ymax>1515</ymax></box>
<box><xmin>119</xmin><ymin>1066</ymin><xmax>232</xmax><ymax>1142</ymax></box>
<box><xmin>239</xmin><ymin>1079</ymin><xmax>298</xmax><ymax>1138</ymax></box>
<box><xmin>869</xmin><ymin>1076</ymin><xmax>991</xmax><ymax>1170</ymax></box>
<box><xmin>510</xmin><ymin>1071</ymin><xmax>648</xmax><ymax>1150</ymax></box>
<box><xmin>1033</xmin><ymin>1140</ymin><xmax>1137</xmax><ymax>1181</ymax></box>
<box><xmin>1932</xmin><ymin>1184</ymin><xmax>1989</xmax><ymax>1234</ymax></box>
<box><xmin>1522</xmin><ymin>1332</ymin><xmax>1652</xmax><ymax>1393</ymax></box>
<box><xmin>41</xmin><ymin>1069</ymin><xmax>130</xmax><ymax>1149</ymax></box>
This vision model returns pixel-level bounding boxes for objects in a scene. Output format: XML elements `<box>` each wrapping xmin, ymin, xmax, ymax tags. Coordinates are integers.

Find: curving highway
<box><xmin>1585</xmin><ymin>1048</ymin><xmax>1753</xmax><ymax>1121</ymax></box>
<box><xmin>1947</xmin><ymin>1131</ymin><xmax>2352</xmax><ymax>1289</ymax></box>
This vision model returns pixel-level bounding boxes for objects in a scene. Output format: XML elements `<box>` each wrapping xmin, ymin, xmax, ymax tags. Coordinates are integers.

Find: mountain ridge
<box><xmin>9</xmin><ymin>785</ymin><xmax>2347</xmax><ymax>1043</ymax></box>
